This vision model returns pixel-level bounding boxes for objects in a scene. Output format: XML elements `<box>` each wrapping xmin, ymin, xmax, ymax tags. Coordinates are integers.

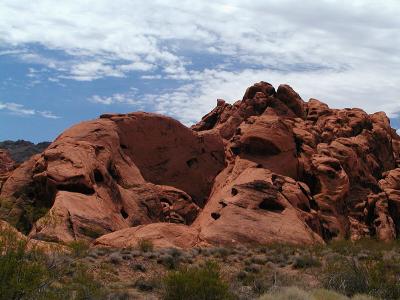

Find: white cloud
<box><xmin>0</xmin><ymin>102</ymin><xmax>35</xmax><ymax>116</ymax></box>
<box><xmin>2</xmin><ymin>0</ymin><xmax>398</xmax><ymax>80</ymax></box>
<box><xmin>66</xmin><ymin>61</ymin><xmax>125</xmax><ymax>81</ymax></box>
<box><xmin>0</xmin><ymin>101</ymin><xmax>59</xmax><ymax>118</ymax></box>
<box><xmin>0</xmin><ymin>0</ymin><xmax>399</xmax><ymax>122</ymax></box>
<box><xmin>37</xmin><ymin>110</ymin><xmax>61</xmax><ymax>119</ymax></box>
<box><xmin>88</xmin><ymin>92</ymin><xmax>142</xmax><ymax>106</ymax></box>
<box><xmin>143</xmin><ymin>66</ymin><xmax>400</xmax><ymax>126</ymax></box>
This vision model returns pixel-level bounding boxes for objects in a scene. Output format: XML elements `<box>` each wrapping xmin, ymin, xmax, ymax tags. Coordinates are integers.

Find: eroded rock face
<box><xmin>1</xmin><ymin>82</ymin><xmax>400</xmax><ymax>247</ymax></box>
<box><xmin>194</xmin><ymin>158</ymin><xmax>323</xmax><ymax>246</ymax></box>
<box><xmin>0</xmin><ymin>112</ymin><xmax>224</xmax><ymax>242</ymax></box>
<box><xmin>94</xmin><ymin>223</ymin><xmax>200</xmax><ymax>249</ymax></box>
<box><xmin>0</xmin><ymin>149</ymin><xmax>15</xmax><ymax>173</ymax></box>
<box><xmin>192</xmin><ymin>81</ymin><xmax>400</xmax><ymax>243</ymax></box>
<box><xmin>0</xmin><ymin>149</ymin><xmax>15</xmax><ymax>189</ymax></box>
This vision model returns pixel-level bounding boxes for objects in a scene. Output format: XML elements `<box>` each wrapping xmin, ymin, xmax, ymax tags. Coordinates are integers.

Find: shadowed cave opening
<box><xmin>56</xmin><ymin>183</ymin><xmax>95</xmax><ymax>195</ymax></box>
<box><xmin>211</xmin><ymin>212</ymin><xmax>221</xmax><ymax>220</ymax></box>
<box><xmin>242</xmin><ymin>137</ymin><xmax>281</xmax><ymax>156</ymax></box>
<box><xmin>258</xmin><ymin>198</ymin><xmax>285</xmax><ymax>212</ymax></box>
<box><xmin>93</xmin><ymin>169</ymin><xmax>104</xmax><ymax>183</ymax></box>
<box><xmin>120</xmin><ymin>208</ymin><xmax>129</xmax><ymax>219</ymax></box>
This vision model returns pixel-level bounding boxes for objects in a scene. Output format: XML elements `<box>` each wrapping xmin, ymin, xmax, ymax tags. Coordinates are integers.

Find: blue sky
<box><xmin>0</xmin><ymin>1</ymin><xmax>399</xmax><ymax>143</ymax></box>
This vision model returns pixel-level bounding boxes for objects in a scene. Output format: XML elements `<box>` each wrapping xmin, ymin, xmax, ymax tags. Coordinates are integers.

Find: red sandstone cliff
<box><xmin>1</xmin><ymin>82</ymin><xmax>400</xmax><ymax>248</ymax></box>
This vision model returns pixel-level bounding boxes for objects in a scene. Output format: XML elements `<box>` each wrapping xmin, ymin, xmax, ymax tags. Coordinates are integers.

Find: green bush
<box><xmin>0</xmin><ymin>225</ymin><xmax>106</xmax><ymax>299</ymax></box>
<box><xmin>0</xmin><ymin>226</ymin><xmax>50</xmax><ymax>299</ymax></box>
<box><xmin>158</xmin><ymin>254</ymin><xmax>180</xmax><ymax>270</ymax></box>
<box><xmin>364</xmin><ymin>259</ymin><xmax>400</xmax><ymax>299</ymax></box>
<box><xmin>292</xmin><ymin>255</ymin><xmax>321</xmax><ymax>269</ymax></box>
<box><xmin>322</xmin><ymin>256</ymin><xmax>400</xmax><ymax>299</ymax></box>
<box><xmin>137</xmin><ymin>238</ymin><xmax>154</xmax><ymax>252</ymax></box>
<box><xmin>322</xmin><ymin>257</ymin><xmax>369</xmax><ymax>296</ymax></box>
<box><xmin>163</xmin><ymin>261</ymin><xmax>234</xmax><ymax>300</ymax></box>
<box><xmin>68</xmin><ymin>240</ymin><xmax>90</xmax><ymax>258</ymax></box>
<box><xmin>54</xmin><ymin>263</ymin><xmax>106</xmax><ymax>299</ymax></box>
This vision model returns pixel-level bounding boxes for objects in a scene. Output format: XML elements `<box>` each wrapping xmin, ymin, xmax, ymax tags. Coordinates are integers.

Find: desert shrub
<box><xmin>108</xmin><ymin>252</ymin><xmax>122</xmax><ymax>264</ymax></box>
<box><xmin>265</xmin><ymin>253</ymin><xmax>291</xmax><ymax>266</ymax></box>
<box><xmin>237</xmin><ymin>268</ymin><xmax>298</xmax><ymax>295</ymax></box>
<box><xmin>158</xmin><ymin>254</ymin><xmax>180</xmax><ymax>270</ymax></box>
<box><xmin>322</xmin><ymin>256</ymin><xmax>400</xmax><ymax>299</ymax></box>
<box><xmin>322</xmin><ymin>257</ymin><xmax>369</xmax><ymax>296</ymax></box>
<box><xmin>258</xmin><ymin>286</ymin><xmax>312</xmax><ymax>300</ymax></box>
<box><xmin>134</xmin><ymin>276</ymin><xmax>160</xmax><ymax>292</ymax></box>
<box><xmin>327</xmin><ymin>238</ymin><xmax>399</xmax><ymax>256</ymax></box>
<box><xmin>163</xmin><ymin>261</ymin><xmax>234</xmax><ymax>300</ymax></box>
<box><xmin>165</xmin><ymin>247</ymin><xmax>182</xmax><ymax>258</ymax></box>
<box><xmin>55</xmin><ymin>263</ymin><xmax>106</xmax><ymax>299</ymax></box>
<box><xmin>311</xmin><ymin>288</ymin><xmax>349</xmax><ymax>300</ymax></box>
<box><xmin>105</xmin><ymin>290</ymin><xmax>132</xmax><ymax>300</ymax></box>
<box><xmin>143</xmin><ymin>251</ymin><xmax>157</xmax><ymax>259</ymax></box>
<box><xmin>0</xmin><ymin>225</ymin><xmax>106</xmax><ymax>299</ymax></box>
<box><xmin>260</xmin><ymin>286</ymin><xmax>376</xmax><ymax>300</ymax></box>
<box><xmin>259</xmin><ymin>287</ymin><xmax>374</xmax><ymax>300</ymax></box>
<box><xmin>68</xmin><ymin>240</ymin><xmax>90</xmax><ymax>258</ymax></box>
<box><xmin>137</xmin><ymin>238</ymin><xmax>154</xmax><ymax>252</ymax></box>
<box><xmin>132</xmin><ymin>263</ymin><xmax>146</xmax><ymax>272</ymax></box>
<box><xmin>211</xmin><ymin>247</ymin><xmax>230</xmax><ymax>260</ymax></box>
<box><xmin>0</xmin><ymin>228</ymin><xmax>49</xmax><ymax>299</ymax></box>
<box><xmin>292</xmin><ymin>255</ymin><xmax>321</xmax><ymax>269</ymax></box>
<box><xmin>250</xmin><ymin>255</ymin><xmax>267</xmax><ymax>265</ymax></box>
<box><xmin>364</xmin><ymin>259</ymin><xmax>400</xmax><ymax>299</ymax></box>
<box><xmin>157</xmin><ymin>248</ymin><xmax>183</xmax><ymax>269</ymax></box>
<box><xmin>244</xmin><ymin>263</ymin><xmax>261</xmax><ymax>273</ymax></box>
<box><xmin>351</xmin><ymin>295</ymin><xmax>377</xmax><ymax>300</ymax></box>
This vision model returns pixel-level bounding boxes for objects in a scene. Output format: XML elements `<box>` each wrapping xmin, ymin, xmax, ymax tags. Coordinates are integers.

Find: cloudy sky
<box><xmin>0</xmin><ymin>0</ymin><xmax>399</xmax><ymax>142</ymax></box>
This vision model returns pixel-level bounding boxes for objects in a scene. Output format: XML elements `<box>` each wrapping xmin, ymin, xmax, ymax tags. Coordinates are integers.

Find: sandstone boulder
<box><xmin>0</xmin><ymin>112</ymin><xmax>224</xmax><ymax>242</ymax></box>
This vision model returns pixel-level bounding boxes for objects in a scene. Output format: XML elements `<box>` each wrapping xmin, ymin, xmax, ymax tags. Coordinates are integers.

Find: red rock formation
<box><xmin>192</xmin><ymin>82</ymin><xmax>400</xmax><ymax>243</ymax></box>
<box><xmin>1</xmin><ymin>82</ymin><xmax>400</xmax><ymax>247</ymax></box>
<box><xmin>0</xmin><ymin>112</ymin><xmax>224</xmax><ymax>243</ymax></box>
<box><xmin>0</xmin><ymin>149</ymin><xmax>15</xmax><ymax>189</ymax></box>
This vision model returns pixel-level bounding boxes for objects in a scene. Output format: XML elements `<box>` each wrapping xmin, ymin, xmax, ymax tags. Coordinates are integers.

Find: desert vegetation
<box><xmin>2</xmin><ymin>223</ymin><xmax>400</xmax><ymax>299</ymax></box>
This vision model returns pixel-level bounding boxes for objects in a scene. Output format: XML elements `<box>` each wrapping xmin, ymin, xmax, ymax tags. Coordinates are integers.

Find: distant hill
<box><xmin>0</xmin><ymin>140</ymin><xmax>51</xmax><ymax>163</ymax></box>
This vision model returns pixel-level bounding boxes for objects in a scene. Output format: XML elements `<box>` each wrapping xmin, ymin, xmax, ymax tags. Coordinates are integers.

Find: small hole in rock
<box><xmin>160</xmin><ymin>198</ymin><xmax>172</xmax><ymax>205</ymax></box>
<box><xmin>211</xmin><ymin>212</ymin><xmax>221</xmax><ymax>220</ymax></box>
<box><xmin>258</xmin><ymin>198</ymin><xmax>285</xmax><ymax>212</ymax></box>
<box><xmin>93</xmin><ymin>169</ymin><xmax>104</xmax><ymax>183</ymax></box>
<box><xmin>121</xmin><ymin>208</ymin><xmax>129</xmax><ymax>219</ymax></box>
<box><xmin>230</xmin><ymin>146</ymin><xmax>241</xmax><ymax>155</ymax></box>
<box><xmin>108</xmin><ymin>162</ymin><xmax>120</xmax><ymax>181</ymax></box>
<box><xmin>186</xmin><ymin>157</ymin><xmax>198</xmax><ymax>168</ymax></box>
<box><xmin>231</xmin><ymin>188</ymin><xmax>238</xmax><ymax>196</ymax></box>
<box><xmin>219</xmin><ymin>200</ymin><xmax>227</xmax><ymax>208</ymax></box>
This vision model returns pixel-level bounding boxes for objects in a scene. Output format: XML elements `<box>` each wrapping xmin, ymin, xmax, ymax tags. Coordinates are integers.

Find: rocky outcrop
<box><xmin>0</xmin><ymin>140</ymin><xmax>50</xmax><ymax>163</ymax></box>
<box><xmin>0</xmin><ymin>113</ymin><xmax>224</xmax><ymax>242</ymax></box>
<box><xmin>95</xmin><ymin>223</ymin><xmax>200</xmax><ymax>249</ymax></box>
<box><xmin>1</xmin><ymin>82</ymin><xmax>400</xmax><ymax>247</ymax></box>
<box><xmin>191</xmin><ymin>82</ymin><xmax>400</xmax><ymax>243</ymax></box>
<box><xmin>0</xmin><ymin>149</ymin><xmax>15</xmax><ymax>190</ymax></box>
